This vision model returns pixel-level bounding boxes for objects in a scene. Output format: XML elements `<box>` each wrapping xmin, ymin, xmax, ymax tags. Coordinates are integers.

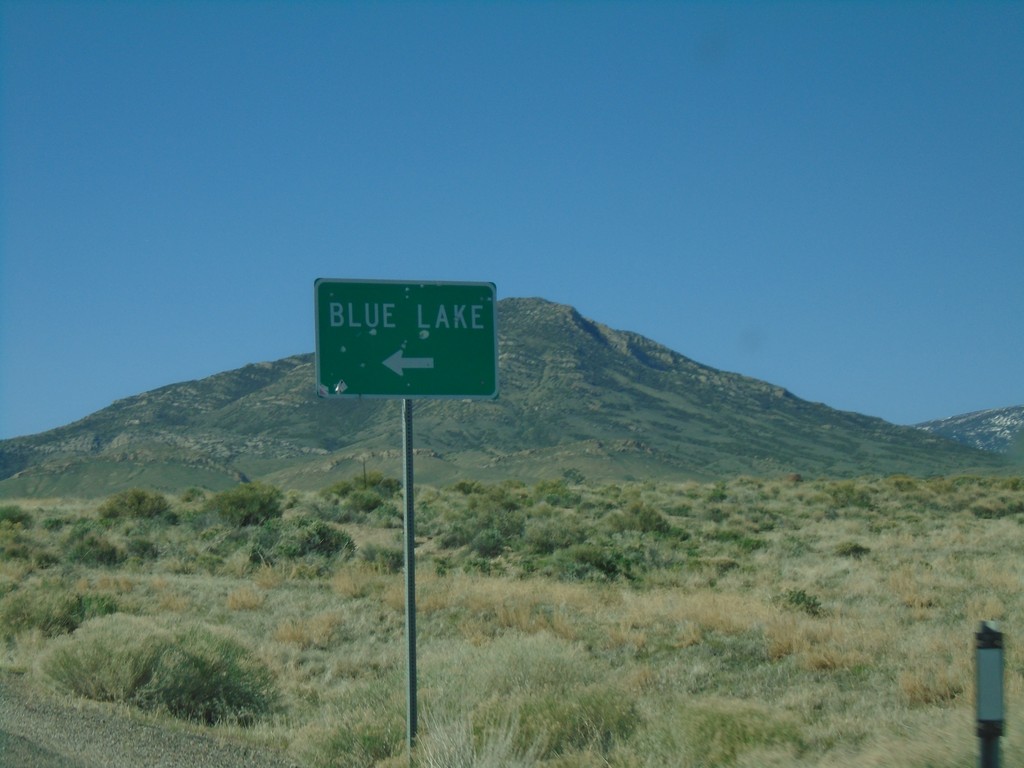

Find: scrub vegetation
<box><xmin>1</xmin><ymin>472</ymin><xmax>1023</xmax><ymax>767</ymax></box>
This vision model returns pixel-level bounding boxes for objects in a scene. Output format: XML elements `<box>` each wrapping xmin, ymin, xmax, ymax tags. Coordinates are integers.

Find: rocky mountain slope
<box><xmin>0</xmin><ymin>298</ymin><xmax>1007</xmax><ymax>497</ymax></box>
<box><xmin>916</xmin><ymin>405</ymin><xmax>1024</xmax><ymax>455</ymax></box>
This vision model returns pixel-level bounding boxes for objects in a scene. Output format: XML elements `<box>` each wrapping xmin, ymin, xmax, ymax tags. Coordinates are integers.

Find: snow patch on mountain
<box><xmin>916</xmin><ymin>406</ymin><xmax>1024</xmax><ymax>454</ymax></box>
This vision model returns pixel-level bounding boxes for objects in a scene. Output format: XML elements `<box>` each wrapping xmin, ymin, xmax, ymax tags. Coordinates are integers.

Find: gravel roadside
<box><xmin>0</xmin><ymin>673</ymin><xmax>299</xmax><ymax>768</ymax></box>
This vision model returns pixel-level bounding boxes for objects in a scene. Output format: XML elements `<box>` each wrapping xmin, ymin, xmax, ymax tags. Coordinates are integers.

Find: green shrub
<box><xmin>347</xmin><ymin>490</ymin><xmax>385</xmax><ymax>514</ymax></box>
<box><xmin>524</xmin><ymin>514</ymin><xmax>587</xmax><ymax>555</ymax></box>
<box><xmin>532</xmin><ymin>479</ymin><xmax>582</xmax><ymax>507</ymax></box>
<box><xmin>834</xmin><ymin>541</ymin><xmax>871</xmax><ymax>559</ymax></box>
<box><xmin>0</xmin><ymin>589</ymin><xmax>79</xmax><ymax>638</ymax></box>
<box><xmin>451</xmin><ymin>479</ymin><xmax>483</xmax><ymax>495</ymax></box>
<box><xmin>43</xmin><ymin>616</ymin><xmax>278</xmax><ymax>726</ymax></box>
<box><xmin>127</xmin><ymin>536</ymin><xmax>161</xmax><ymax>560</ymax></box>
<box><xmin>437</xmin><ymin>504</ymin><xmax>525</xmax><ymax>557</ymax></box>
<box><xmin>98</xmin><ymin>488</ymin><xmax>172</xmax><ymax>520</ymax></box>
<box><xmin>370</xmin><ymin>502</ymin><xmax>402</xmax><ymax>528</ymax></box>
<box><xmin>322</xmin><ymin>479</ymin><xmax>357</xmax><ymax>498</ymax></box>
<box><xmin>478</xmin><ymin>482</ymin><xmax>526</xmax><ymax>512</ymax></box>
<box><xmin>207</xmin><ymin>482</ymin><xmax>283</xmax><ymax>527</ymax></box>
<box><xmin>784</xmin><ymin>588</ymin><xmax>824</xmax><ymax>617</ymax></box>
<box><xmin>1</xmin><ymin>531</ymin><xmax>60</xmax><ymax>569</ymax></box>
<box><xmin>43</xmin><ymin>615</ymin><xmax>167</xmax><ymax>702</ymax></box>
<box><xmin>0</xmin><ymin>504</ymin><xmax>32</xmax><ymax>527</ymax></box>
<box><xmin>138</xmin><ymin>625</ymin><xmax>278</xmax><ymax>725</ymax></box>
<box><xmin>249</xmin><ymin>516</ymin><xmax>355</xmax><ymax>565</ymax></box>
<box><xmin>66</xmin><ymin>532</ymin><xmax>125</xmax><ymax>566</ymax></box>
<box><xmin>471</xmin><ymin>511</ymin><xmax>525</xmax><ymax>557</ymax></box>
<box><xmin>180</xmin><ymin>487</ymin><xmax>206</xmax><ymax>503</ymax></box>
<box><xmin>359</xmin><ymin>543</ymin><xmax>404</xmax><ymax>573</ymax></box>
<box><xmin>707</xmin><ymin>481</ymin><xmax>728</xmax><ymax>502</ymax></box>
<box><xmin>279</xmin><ymin>517</ymin><xmax>355</xmax><ymax>559</ymax></box>
<box><xmin>367</xmin><ymin>472</ymin><xmax>402</xmax><ymax>497</ymax></box>
<box><xmin>887</xmin><ymin>475</ymin><xmax>919</xmax><ymax>492</ymax></box>
<box><xmin>191</xmin><ymin>524</ymin><xmax>250</xmax><ymax>562</ymax></box>
<box><xmin>0</xmin><ymin>525</ymin><xmax>31</xmax><ymax>561</ymax></box>
<box><xmin>605</xmin><ymin>501</ymin><xmax>672</xmax><ymax>536</ymax></box>
<box><xmin>553</xmin><ymin>542</ymin><xmax>641</xmax><ymax>581</ymax></box>
<box><xmin>323</xmin><ymin>471</ymin><xmax>401</xmax><ymax>500</ymax></box>
<box><xmin>562</xmin><ymin>468</ymin><xmax>586</xmax><ymax>484</ymax></box>
<box><xmin>970</xmin><ymin>499</ymin><xmax>1019</xmax><ymax>519</ymax></box>
<box><xmin>0</xmin><ymin>585</ymin><xmax>118</xmax><ymax>639</ymax></box>
<box><xmin>708</xmin><ymin>528</ymin><xmax>765</xmax><ymax>553</ymax></box>
<box><xmin>1000</xmin><ymin>476</ymin><xmax>1023</xmax><ymax>492</ymax></box>
<box><xmin>828</xmin><ymin>481</ymin><xmax>874</xmax><ymax>509</ymax></box>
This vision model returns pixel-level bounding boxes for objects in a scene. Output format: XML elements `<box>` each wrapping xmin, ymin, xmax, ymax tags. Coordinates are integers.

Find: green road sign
<box><xmin>314</xmin><ymin>279</ymin><xmax>498</xmax><ymax>399</ymax></box>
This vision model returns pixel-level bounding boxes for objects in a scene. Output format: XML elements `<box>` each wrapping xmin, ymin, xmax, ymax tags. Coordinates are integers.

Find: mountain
<box><xmin>916</xmin><ymin>406</ymin><xmax>1024</xmax><ymax>455</ymax></box>
<box><xmin>0</xmin><ymin>298</ymin><xmax>1008</xmax><ymax>497</ymax></box>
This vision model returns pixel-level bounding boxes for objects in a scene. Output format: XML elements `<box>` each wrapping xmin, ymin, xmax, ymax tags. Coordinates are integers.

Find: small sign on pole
<box><xmin>976</xmin><ymin>621</ymin><xmax>1005</xmax><ymax>768</ymax></box>
<box><xmin>314</xmin><ymin>279</ymin><xmax>498</xmax><ymax>399</ymax></box>
<box><xmin>315</xmin><ymin>278</ymin><xmax>498</xmax><ymax>757</ymax></box>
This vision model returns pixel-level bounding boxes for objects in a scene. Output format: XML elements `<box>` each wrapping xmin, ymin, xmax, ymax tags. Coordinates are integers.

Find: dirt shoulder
<box><xmin>0</xmin><ymin>673</ymin><xmax>297</xmax><ymax>768</ymax></box>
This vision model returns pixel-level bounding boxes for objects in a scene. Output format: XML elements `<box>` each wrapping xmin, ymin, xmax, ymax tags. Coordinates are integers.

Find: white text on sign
<box><xmin>329</xmin><ymin>302</ymin><xmax>486</xmax><ymax>330</ymax></box>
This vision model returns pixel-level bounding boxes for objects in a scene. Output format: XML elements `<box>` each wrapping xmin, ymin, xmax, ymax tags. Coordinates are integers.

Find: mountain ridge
<box><xmin>916</xmin><ymin>405</ymin><xmax>1024</xmax><ymax>455</ymax></box>
<box><xmin>0</xmin><ymin>298</ymin><xmax>1008</xmax><ymax>497</ymax></box>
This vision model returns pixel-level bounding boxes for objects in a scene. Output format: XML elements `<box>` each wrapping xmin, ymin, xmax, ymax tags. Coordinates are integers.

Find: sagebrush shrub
<box><xmin>208</xmin><ymin>482</ymin><xmax>283</xmax><ymax>527</ymax></box>
<box><xmin>43</xmin><ymin>615</ymin><xmax>167</xmax><ymax>702</ymax></box>
<box><xmin>322</xmin><ymin>471</ymin><xmax>401</xmax><ymax>500</ymax></box>
<box><xmin>98</xmin><ymin>488</ymin><xmax>172</xmax><ymax>520</ymax></box>
<box><xmin>127</xmin><ymin>536</ymin><xmax>161</xmax><ymax>560</ymax></box>
<box><xmin>554</xmin><ymin>542</ymin><xmax>638</xmax><ymax>581</ymax></box>
<box><xmin>605</xmin><ymin>501</ymin><xmax>672</xmax><ymax>535</ymax></box>
<box><xmin>359</xmin><ymin>543</ymin><xmax>404</xmax><ymax>573</ymax></box>
<box><xmin>43</xmin><ymin>615</ymin><xmax>278</xmax><ymax>726</ymax></box>
<box><xmin>249</xmin><ymin>515</ymin><xmax>355</xmax><ymax>565</ymax></box>
<box><xmin>179</xmin><ymin>487</ymin><xmax>206</xmax><ymax>503</ymax></box>
<box><xmin>346</xmin><ymin>490</ymin><xmax>385</xmax><ymax>513</ymax></box>
<box><xmin>524</xmin><ymin>513</ymin><xmax>585</xmax><ymax>555</ymax></box>
<box><xmin>828</xmin><ymin>481</ymin><xmax>874</xmax><ymax>509</ymax></box>
<box><xmin>0</xmin><ymin>584</ymin><xmax>118</xmax><ymax>639</ymax></box>
<box><xmin>139</xmin><ymin>625</ymin><xmax>278</xmax><ymax>725</ymax></box>
<box><xmin>0</xmin><ymin>504</ymin><xmax>32</xmax><ymax>527</ymax></box>
<box><xmin>66</xmin><ymin>532</ymin><xmax>125</xmax><ymax>566</ymax></box>
<box><xmin>532</xmin><ymin>478</ymin><xmax>582</xmax><ymax>507</ymax></box>
<box><xmin>784</xmin><ymin>588</ymin><xmax>825</xmax><ymax>617</ymax></box>
<box><xmin>437</xmin><ymin>503</ymin><xmax>525</xmax><ymax>556</ymax></box>
<box><xmin>835</xmin><ymin>541</ymin><xmax>871</xmax><ymax>559</ymax></box>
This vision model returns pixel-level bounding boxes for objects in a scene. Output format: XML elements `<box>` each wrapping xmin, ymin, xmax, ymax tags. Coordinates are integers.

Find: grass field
<box><xmin>1</xmin><ymin>473</ymin><xmax>1022</xmax><ymax>767</ymax></box>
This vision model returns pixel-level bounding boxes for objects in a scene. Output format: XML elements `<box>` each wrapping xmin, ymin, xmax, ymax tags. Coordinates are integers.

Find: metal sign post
<box><xmin>402</xmin><ymin>398</ymin><xmax>418</xmax><ymax>752</ymax></box>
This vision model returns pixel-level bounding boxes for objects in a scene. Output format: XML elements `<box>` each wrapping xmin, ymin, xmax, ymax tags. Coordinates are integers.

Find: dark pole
<box><xmin>402</xmin><ymin>399</ymin><xmax>418</xmax><ymax>756</ymax></box>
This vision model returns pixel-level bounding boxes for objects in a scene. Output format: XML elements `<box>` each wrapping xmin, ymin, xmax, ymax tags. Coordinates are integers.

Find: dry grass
<box><xmin>273</xmin><ymin>612</ymin><xmax>344</xmax><ymax>650</ymax></box>
<box><xmin>1</xmin><ymin>474</ymin><xmax>1022</xmax><ymax>767</ymax></box>
<box><xmin>227</xmin><ymin>587</ymin><xmax>266</xmax><ymax>611</ymax></box>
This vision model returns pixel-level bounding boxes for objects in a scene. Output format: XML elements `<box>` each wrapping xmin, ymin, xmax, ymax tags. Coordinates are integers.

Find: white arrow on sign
<box><xmin>383</xmin><ymin>349</ymin><xmax>435</xmax><ymax>376</ymax></box>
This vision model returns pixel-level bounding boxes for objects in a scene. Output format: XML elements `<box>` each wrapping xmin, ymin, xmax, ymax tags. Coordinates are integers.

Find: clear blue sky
<box><xmin>2</xmin><ymin>1</ymin><xmax>1022</xmax><ymax>440</ymax></box>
